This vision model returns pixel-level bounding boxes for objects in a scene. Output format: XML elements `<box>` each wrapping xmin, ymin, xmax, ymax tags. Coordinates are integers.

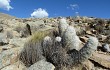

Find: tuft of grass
<box><xmin>28</xmin><ymin>31</ymin><xmax>50</xmax><ymax>43</ymax></box>
<box><xmin>19</xmin><ymin>41</ymin><xmax>44</xmax><ymax>67</ymax></box>
<box><xmin>19</xmin><ymin>31</ymin><xmax>52</xmax><ymax>67</ymax></box>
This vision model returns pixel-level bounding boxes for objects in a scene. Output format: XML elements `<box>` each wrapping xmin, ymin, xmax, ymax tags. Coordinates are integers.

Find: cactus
<box><xmin>42</xmin><ymin>36</ymin><xmax>98</xmax><ymax>70</ymax></box>
<box><xmin>70</xmin><ymin>37</ymin><xmax>98</xmax><ymax>64</ymax></box>
<box><xmin>58</xmin><ymin>18</ymin><xmax>69</xmax><ymax>36</ymax></box>
<box><xmin>42</xmin><ymin>18</ymin><xmax>98</xmax><ymax>70</ymax></box>
<box><xmin>62</xmin><ymin>26</ymin><xmax>81</xmax><ymax>50</ymax></box>
<box><xmin>19</xmin><ymin>18</ymin><xmax>98</xmax><ymax>70</ymax></box>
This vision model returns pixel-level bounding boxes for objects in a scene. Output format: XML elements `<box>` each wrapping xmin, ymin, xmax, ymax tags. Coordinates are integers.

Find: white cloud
<box><xmin>31</xmin><ymin>8</ymin><xmax>49</xmax><ymax>18</ymax></box>
<box><xmin>0</xmin><ymin>0</ymin><xmax>13</xmax><ymax>11</ymax></box>
<box><xmin>70</xmin><ymin>4</ymin><xmax>79</xmax><ymax>10</ymax></box>
<box><xmin>67</xmin><ymin>4</ymin><xmax>79</xmax><ymax>10</ymax></box>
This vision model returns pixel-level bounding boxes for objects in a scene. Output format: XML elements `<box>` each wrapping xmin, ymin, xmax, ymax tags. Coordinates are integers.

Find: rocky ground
<box><xmin>0</xmin><ymin>13</ymin><xmax>110</xmax><ymax>70</ymax></box>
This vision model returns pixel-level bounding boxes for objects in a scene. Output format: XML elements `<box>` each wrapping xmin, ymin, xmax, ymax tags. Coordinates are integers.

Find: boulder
<box><xmin>0</xmin><ymin>25</ymin><xmax>3</xmax><ymax>32</ymax></box>
<box><xmin>28</xmin><ymin>60</ymin><xmax>55</xmax><ymax>70</ymax></box>
<box><xmin>1</xmin><ymin>61</ymin><xmax>27</xmax><ymax>70</ymax></box>
<box><xmin>102</xmin><ymin>44</ymin><xmax>110</xmax><ymax>52</ymax></box>
<box><xmin>0</xmin><ymin>47</ymin><xmax>23</xmax><ymax>69</ymax></box>
<box><xmin>0</xmin><ymin>33</ymin><xmax>9</xmax><ymax>46</ymax></box>
<box><xmin>79</xmin><ymin>36</ymin><xmax>88</xmax><ymax>43</ymax></box>
<box><xmin>82</xmin><ymin>60</ymin><xmax>94</xmax><ymax>70</ymax></box>
<box><xmin>9</xmin><ymin>38</ymin><xmax>26</xmax><ymax>47</ymax></box>
<box><xmin>90</xmin><ymin>52</ymin><xmax>110</xmax><ymax>69</ymax></box>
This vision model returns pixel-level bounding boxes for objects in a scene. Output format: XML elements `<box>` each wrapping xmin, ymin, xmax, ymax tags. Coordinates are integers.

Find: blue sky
<box><xmin>0</xmin><ymin>0</ymin><xmax>110</xmax><ymax>18</ymax></box>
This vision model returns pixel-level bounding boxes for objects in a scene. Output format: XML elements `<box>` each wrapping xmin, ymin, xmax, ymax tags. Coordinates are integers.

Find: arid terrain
<box><xmin>0</xmin><ymin>13</ymin><xmax>110</xmax><ymax>70</ymax></box>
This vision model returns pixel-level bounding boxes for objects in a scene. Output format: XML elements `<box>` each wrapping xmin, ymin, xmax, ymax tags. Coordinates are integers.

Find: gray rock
<box><xmin>103</xmin><ymin>44</ymin><xmax>110</xmax><ymax>52</ymax></box>
<box><xmin>28</xmin><ymin>60</ymin><xmax>55</xmax><ymax>70</ymax></box>
<box><xmin>1</xmin><ymin>61</ymin><xmax>27</xmax><ymax>70</ymax></box>
<box><xmin>0</xmin><ymin>25</ymin><xmax>3</xmax><ymax>32</ymax></box>
<box><xmin>0</xmin><ymin>47</ymin><xmax>23</xmax><ymax>69</ymax></box>
<box><xmin>90</xmin><ymin>52</ymin><xmax>110</xmax><ymax>69</ymax></box>
<box><xmin>0</xmin><ymin>33</ymin><xmax>9</xmax><ymax>46</ymax></box>
<box><xmin>9</xmin><ymin>38</ymin><xmax>26</xmax><ymax>47</ymax></box>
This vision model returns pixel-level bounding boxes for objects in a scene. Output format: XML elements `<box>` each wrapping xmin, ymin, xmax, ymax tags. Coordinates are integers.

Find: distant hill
<box><xmin>0</xmin><ymin>12</ymin><xmax>16</xmax><ymax>19</ymax></box>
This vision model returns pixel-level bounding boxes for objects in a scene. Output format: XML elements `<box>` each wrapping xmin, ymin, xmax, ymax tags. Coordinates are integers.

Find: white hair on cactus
<box><xmin>60</xmin><ymin>18</ymin><xmax>67</xmax><ymax>24</ymax></box>
<box><xmin>59</xmin><ymin>18</ymin><xmax>69</xmax><ymax>36</ymax></box>
<box><xmin>44</xmin><ymin>36</ymin><xmax>51</xmax><ymax>41</ymax></box>
<box><xmin>87</xmin><ymin>37</ymin><xmax>98</xmax><ymax>50</ymax></box>
<box><xmin>64</xmin><ymin>26</ymin><xmax>81</xmax><ymax>50</ymax></box>
<box><xmin>71</xmin><ymin>36</ymin><xmax>98</xmax><ymax>64</ymax></box>
<box><xmin>55</xmin><ymin>36</ymin><xmax>62</xmax><ymax>42</ymax></box>
<box><xmin>65</xmin><ymin>26</ymin><xmax>76</xmax><ymax>35</ymax></box>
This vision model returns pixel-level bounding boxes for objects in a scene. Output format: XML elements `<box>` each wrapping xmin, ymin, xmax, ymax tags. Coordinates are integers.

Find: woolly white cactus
<box><xmin>42</xmin><ymin>36</ymin><xmax>53</xmax><ymax>57</ymax></box>
<box><xmin>59</xmin><ymin>18</ymin><xmax>69</xmax><ymax>36</ymax></box>
<box><xmin>70</xmin><ymin>37</ymin><xmax>98</xmax><ymax>64</ymax></box>
<box><xmin>43</xmin><ymin>36</ymin><xmax>52</xmax><ymax>42</ymax></box>
<box><xmin>63</xmin><ymin>26</ymin><xmax>81</xmax><ymax>50</ymax></box>
<box><xmin>55</xmin><ymin>36</ymin><xmax>62</xmax><ymax>42</ymax></box>
<box><xmin>42</xmin><ymin>36</ymin><xmax>52</xmax><ymax>49</ymax></box>
<box><xmin>42</xmin><ymin>35</ymin><xmax>98</xmax><ymax>70</ymax></box>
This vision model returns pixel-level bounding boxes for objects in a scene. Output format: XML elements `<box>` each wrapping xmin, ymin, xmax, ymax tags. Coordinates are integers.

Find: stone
<box><xmin>104</xmin><ymin>35</ymin><xmax>110</xmax><ymax>43</ymax></box>
<box><xmin>12</xmin><ymin>31</ymin><xmax>21</xmax><ymax>38</ymax></box>
<box><xmin>0</xmin><ymin>47</ymin><xmax>23</xmax><ymax>69</ymax></box>
<box><xmin>9</xmin><ymin>38</ymin><xmax>26</xmax><ymax>47</ymax></box>
<box><xmin>103</xmin><ymin>44</ymin><xmax>110</xmax><ymax>52</ymax></box>
<box><xmin>79</xmin><ymin>36</ymin><xmax>88</xmax><ymax>43</ymax></box>
<box><xmin>1</xmin><ymin>61</ymin><xmax>27</xmax><ymax>70</ymax></box>
<box><xmin>90</xmin><ymin>52</ymin><xmax>110</xmax><ymax>68</ymax></box>
<box><xmin>0</xmin><ymin>33</ymin><xmax>9</xmax><ymax>46</ymax></box>
<box><xmin>82</xmin><ymin>60</ymin><xmax>94</xmax><ymax>70</ymax></box>
<box><xmin>28</xmin><ymin>60</ymin><xmax>55</xmax><ymax>70</ymax></box>
<box><xmin>27</xmin><ymin>21</ymin><xmax>44</xmax><ymax>34</ymax></box>
<box><xmin>97</xmin><ymin>34</ymin><xmax>107</xmax><ymax>41</ymax></box>
<box><xmin>86</xmin><ymin>31</ymin><xmax>92</xmax><ymax>35</ymax></box>
<box><xmin>0</xmin><ymin>25</ymin><xmax>3</xmax><ymax>32</ymax></box>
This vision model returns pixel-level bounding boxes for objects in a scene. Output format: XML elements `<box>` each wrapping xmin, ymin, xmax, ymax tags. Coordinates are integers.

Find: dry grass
<box><xmin>19</xmin><ymin>31</ymin><xmax>53</xmax><ymax>67</ymax></box>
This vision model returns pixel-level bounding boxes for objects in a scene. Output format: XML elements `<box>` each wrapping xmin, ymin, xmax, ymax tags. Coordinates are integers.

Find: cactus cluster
<box><xmin>42</xmin><ymin>18</ymin><xmax>98</xmax><ymax>70</ymax></box>
<box><xmin>19</xmin><ymin>18</ymin><xmax>98</xmax><ymax>70</ymax></box>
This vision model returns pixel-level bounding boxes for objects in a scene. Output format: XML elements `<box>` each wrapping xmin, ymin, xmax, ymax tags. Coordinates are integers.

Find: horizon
<box><xmin>0</xmin><ymin>0</ymin><xmax>110</xmax><ymax>19</ymax></box>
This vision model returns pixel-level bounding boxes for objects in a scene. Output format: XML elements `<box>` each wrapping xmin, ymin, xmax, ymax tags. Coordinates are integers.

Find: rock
<box><xmin>79</xmin><ymin>36</ymin><xmax>88</xmax><ymax>43</ymax></box>
<box><xmin>104</xmin><ymin>35</ymin><xmax>110</xmax><ymax>43</ymax></box>
<box><xmin>0</xmin><ymin>48</ymin><xmax>2</xmax><ymax>53</ymax></box>
<box><xmin>103</xmin><ymin>44</ymin><xmax>110</xmax><ymax>52</ymax></box>
<box><xmin>1</xmin><ymin>61</ymin><xmax>27</xmax><ymax>70</ymax></box>
<box><xmin>12</xmin><ymin>31</ymin><xmax>21</xmax><ymax>38</ymax></box>
<box><xmin>0</xmin><ymin>47</ymin><xmax>23</xmax><ymax>69</ymax></box>
<box><xmin>28</xmin><ymin>60</ymin><xmax>55</xmax><ymax>70</ymax></box>
<box><xmin>0</xmin><ymin>25</ymin><xmax>3</xmax><ymax>32</ymax></box>
<box><xmin>90</xmin><ymin>52</ymin><xmax>110</xmax><ymax>69</ymax></box>
<box><xmin>5</xmin><ymin>30</ymin><xmax>13</xmax><ymax>39</ymax></box>
<box><xmin>0</xmin><ymin>33</ymin><xmax>9</xmax><ymax>46</ymax></box>
<box><xmin>0</xmin><ymin>45</ymin><xmax>13</xmax><ymax>51</ymax></box>
<box><xmin>97</xmin><ymin>34</ymin><xmax>107</xmax><ymax>41</ymax></box>
<box><xmin>86</xmin><ymin>31</ymin><xmax>92</xmax><ymax>35</ymax></box>
<box><xmin>82</xmin><ymin>60</ymin><xmax>94</xmax><ymax>70</ymax></box>
<box><xmin>9</xmin><ymin>38</ymin><xmax>26</xmax><ymax>47</ymax></box>
<box><xmin>27</xmin><ymin>21</ymin><xmax>44</xmax><ymax>34</ymax></box>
